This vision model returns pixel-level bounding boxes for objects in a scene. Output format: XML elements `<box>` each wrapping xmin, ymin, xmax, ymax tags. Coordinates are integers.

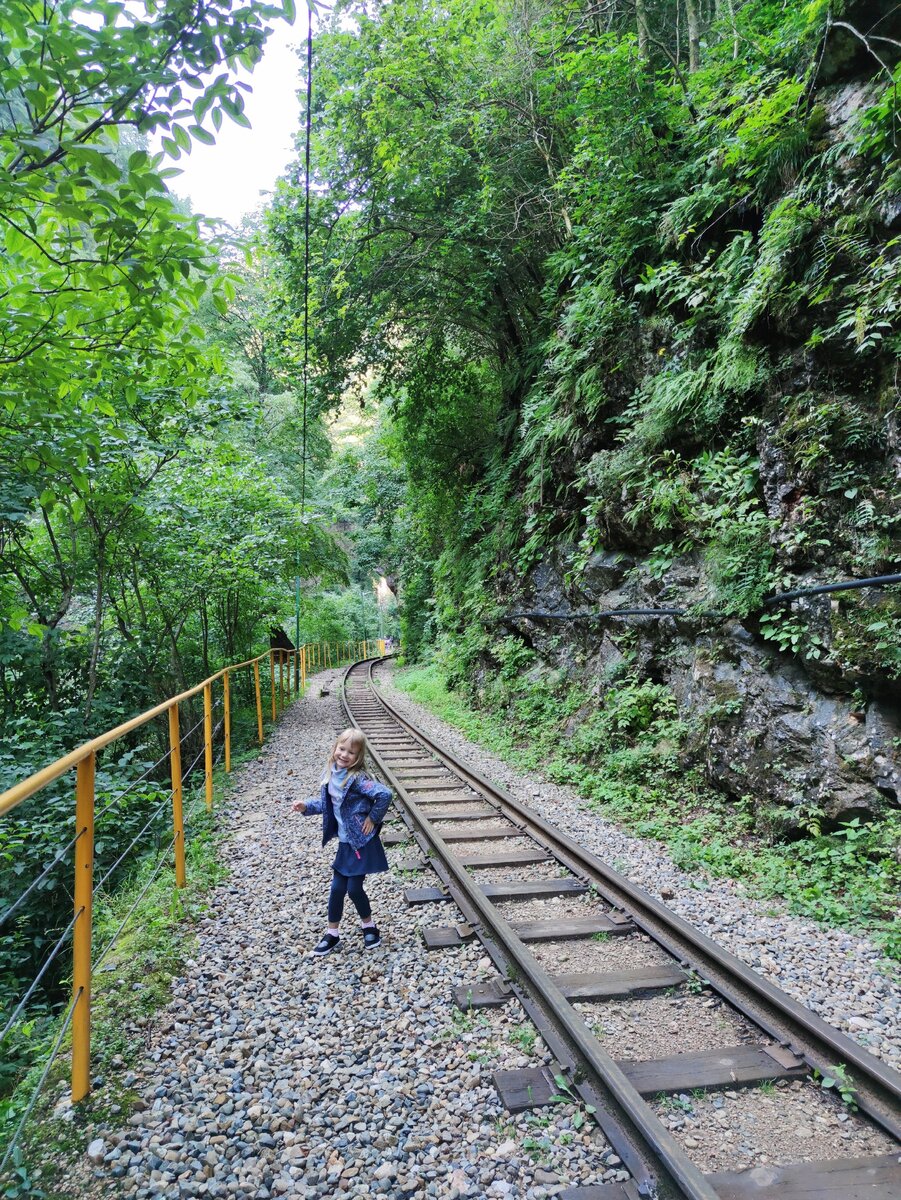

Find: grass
<box><xmin>395</xmin><ymin>663</ymin><xmax>901</xmax><ymax>960</ymax></box>
<box><xmin>0</xmin><ymin>763</ymin><xmax>234</xmax><ymax>1200</ymax></box>
<box><xmin>507</xmin><ymin>1023</ymin><xmax>537</xmax><ymax>1054</ymax></box>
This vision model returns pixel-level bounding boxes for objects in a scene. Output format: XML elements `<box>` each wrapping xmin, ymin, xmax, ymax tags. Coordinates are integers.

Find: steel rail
<box><xmin>354</xmin><ymin>659</ymin><xmax>901</xmax><ymax>1148</ymax></box>
<box><xmin>342</xmin><ymin>658</ymin><xmax>721</xmax><ymax>1200</ymax></box>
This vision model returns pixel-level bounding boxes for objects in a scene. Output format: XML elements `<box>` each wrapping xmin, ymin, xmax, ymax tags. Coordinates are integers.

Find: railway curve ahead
<box><xmin>343</xmin><ymin>656</ymin><xmax>901</xmax><ymax>1200</ymax></box>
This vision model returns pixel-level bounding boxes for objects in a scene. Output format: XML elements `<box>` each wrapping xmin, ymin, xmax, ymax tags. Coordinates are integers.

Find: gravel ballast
<box><xmin>379</xmin><ymin>664</ymin><xmax>901</xmax><ymax>1075</ymax></box>
<box><xmin>73</xmin><ymin>673</ymin><xmax>627</xmax><ymax>1199</ymax></box>
<box><xmin>57</xmin><ymin>662</ymin><xmax>901</xmax><ymax>1199</ymax></box>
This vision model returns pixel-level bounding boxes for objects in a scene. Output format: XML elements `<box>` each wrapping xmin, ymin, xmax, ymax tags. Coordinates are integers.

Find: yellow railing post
<box><xmin>279</xmin><ymin>651</ymin><xmax>285</xmax><ymax>708</ymax></box>
<box><xmin>302</xmin><ymin>645</ymin><xmax>306</xmax><ymax>693</ymax></box>
<box><xmin>71</xmin><ymin>751</ymin><xmax>95</xmax><ymax>1103</ymax></box>
<box><xmin>270</xmin><ymin>650</ymin><xmax>277</xmax><ymax>721</ymax></box>
<box><xmin>203</xmin><ymin>682</ymin><xmax>213</xmax><ymax>810</ymax></box>
<box><xmin>253</xmin><ymin>659</ymin><xmax>264</xmax><ymax>744</ymax></box>
<box><xmin>168</xmin><ymin>703</ymin><xmax>186</xmax><ymax>889</ymax></box>
<box><xmin>223</xmin><ymin>669</ymin><xmax>232</xmax><ymax>773</ymax></box>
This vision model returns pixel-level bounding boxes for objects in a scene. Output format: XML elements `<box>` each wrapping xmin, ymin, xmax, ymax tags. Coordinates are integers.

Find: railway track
<box><xmin>341</xmin><ymin>656</ymin><xmax>901</xmax><ymax>1200</ymax></box>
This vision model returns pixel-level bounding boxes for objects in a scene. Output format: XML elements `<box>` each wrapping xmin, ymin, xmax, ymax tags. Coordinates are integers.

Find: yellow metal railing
<box><xmin>0</xmin><ymin>636</ymin><xmax>384</xmax><ymax>1140</ymax></box>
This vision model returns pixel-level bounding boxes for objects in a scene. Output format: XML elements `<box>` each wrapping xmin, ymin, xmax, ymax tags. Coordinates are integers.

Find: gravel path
<box><xmin>378</xmin><ymin>665</ymin><xmax>901</xmax><ymax>1074</ymax></box>
<box><xmin>74</xmin><ymin>673</ymin><xmax>627</xmax><ymax>1199</ymax></box>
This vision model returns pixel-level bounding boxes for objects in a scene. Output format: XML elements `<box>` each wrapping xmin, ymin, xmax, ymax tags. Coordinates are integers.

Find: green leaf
<box><xmin>173</xmin><ymin>124</ymin><xmax>192</xmax><ymax>152</ymax></box>
<box><xmin>189</xmin><ymin>125</ymin><xmax>216</xmax><ymax>146</ymax></box>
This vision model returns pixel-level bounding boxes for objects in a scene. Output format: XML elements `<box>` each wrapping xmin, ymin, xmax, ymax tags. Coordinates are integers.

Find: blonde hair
<box><xmin>326</xmin><ymin>728</ymin><xmax>367</xmax><ymax>778</ymax></box>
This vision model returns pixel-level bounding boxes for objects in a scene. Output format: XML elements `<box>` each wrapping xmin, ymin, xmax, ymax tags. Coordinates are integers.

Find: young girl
<box><xmin>292</xmin><ymin>728</ymin><xmax>392</xmax><ymax>955</ymax></box>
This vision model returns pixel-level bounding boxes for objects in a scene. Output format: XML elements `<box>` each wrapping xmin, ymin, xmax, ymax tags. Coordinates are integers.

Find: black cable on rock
<box><xmin>495</xmin><ymin>573</ymin><xmax>901</xmax><ymax>627</ymax></box>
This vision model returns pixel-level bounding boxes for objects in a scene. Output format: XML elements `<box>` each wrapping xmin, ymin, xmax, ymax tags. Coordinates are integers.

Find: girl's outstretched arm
<box><xmin>293</xmin><ymin>794</ymin><xmax>325</xmax><ymax>815</ymax></box>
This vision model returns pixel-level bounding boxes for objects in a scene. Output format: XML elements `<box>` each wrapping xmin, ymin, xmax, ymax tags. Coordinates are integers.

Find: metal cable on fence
<box><xmin>95</xmin><ymin>712</ymin><xmax>223</xmax><ymax>898</ymax></box>
<box><xmin>178</xmin><ymin>710</ymin><xmax>208</xmax><ymax>745</ymax></box>
<box><xmin>0</xmin><ymin>827</ymin><xmax>86</xmax><ymax>932</ymax></box>
<box><xmin>94</xmin><ymin>700</ymin><xmax>215</xmax><ymax>835</ymax></box>
<box><xmin>92</xmin><ymin>741</ymin><xmax>175</xmax><ymax>824</ymax></box>
<box><xmin>4</xmin><ymin>702</ymin><xmax>217</xmax><ymax>936</ymax></box>
<box><xmin>93</xmin><ymin>834</ymin><xmax>178</xmax><ymax>974</ymax></box>
<box><xmin>0</xmin><ymin>986</ymin><xmax>80</xmax><ymax>1174</ymax></box>
<box><xmin>0</xmin><ymin>909</ymin><xmax>81</xmax><ymax>1046</ymax></box>
<box><xmin>1</xmin><ymin>729</ymin><xmax>178</xmax><ymax>933</ymax></box>
<box><xmin>93</xmin><ymin>790</ymin><xmax>176</xmax><ymax>895</ymax></box>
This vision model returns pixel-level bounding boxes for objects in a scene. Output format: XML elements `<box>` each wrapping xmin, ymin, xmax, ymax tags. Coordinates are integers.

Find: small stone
<box><xmin>87</xmin><ymin>1138</ymin><xmax>106</xmax><ymax>1164</ymax></box>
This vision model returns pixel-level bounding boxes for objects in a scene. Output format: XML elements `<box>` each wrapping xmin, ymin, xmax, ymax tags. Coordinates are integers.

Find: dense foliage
<box><xmin>263</xmin><ymin>0</ymin><xmax>900</xmax><ymax>952</ymax></box>
<box><xmin>271</xmin><ymin>0</ymin><xmax>900</xmax><ymax>676</ymax></box>
<box><xmin>2</xmin><ymin>0</ymin><xmax>900</xmax><ymax>1148</ymax></box>
<box><xmin>0</xmin><ymin>0</ymin><xmax>370</xmax><ymax>1096</ymax></box>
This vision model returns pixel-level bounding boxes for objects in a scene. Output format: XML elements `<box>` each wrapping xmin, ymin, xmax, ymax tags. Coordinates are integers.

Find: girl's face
<box><xmin>334</xmin><ymin>739</ymin><xmax>356</xmax><ymax>769</ymax></box>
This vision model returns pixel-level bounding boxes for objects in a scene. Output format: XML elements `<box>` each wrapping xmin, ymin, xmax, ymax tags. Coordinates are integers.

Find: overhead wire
<box><xmin>300</xmin><ymin>1</ymin><xmax>313</xmax><ymax>524</ymax></box>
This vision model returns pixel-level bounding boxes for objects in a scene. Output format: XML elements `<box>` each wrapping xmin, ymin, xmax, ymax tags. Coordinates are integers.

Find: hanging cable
<box><xmin>300</xmin><ymin>2</ymin><xmax>313</xmax><ymax>523</ymax></box>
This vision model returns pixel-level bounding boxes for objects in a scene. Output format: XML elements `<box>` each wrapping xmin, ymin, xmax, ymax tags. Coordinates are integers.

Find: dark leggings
<box><xmin>328</xmin><ymin>870</ymin><xmax>372</xmax><ymax>924</ymax></box>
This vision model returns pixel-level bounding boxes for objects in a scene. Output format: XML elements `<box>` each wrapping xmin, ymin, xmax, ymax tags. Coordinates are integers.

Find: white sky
<box><xmin>166</xmin><ymin>20</ymin><xmax>305</xmax><ymax>227</ymax></box>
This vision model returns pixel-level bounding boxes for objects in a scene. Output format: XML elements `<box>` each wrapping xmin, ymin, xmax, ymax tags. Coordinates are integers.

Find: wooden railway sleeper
<box><xmin>345</xmin><ymin>659</ymin><xmax>901</xmax><ymax>1198</ymax></box>
<box><xmin>363</xmin><ymin>663</ymin><xmax>901</xmax><ymax>1146</ymax></box>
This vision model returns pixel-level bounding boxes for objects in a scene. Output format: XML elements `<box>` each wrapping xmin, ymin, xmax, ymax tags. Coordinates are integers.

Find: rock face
<box><xmin>503</xmin><ymin>546</ymin><xmax>900</xmax><ymax>831</ymax></box>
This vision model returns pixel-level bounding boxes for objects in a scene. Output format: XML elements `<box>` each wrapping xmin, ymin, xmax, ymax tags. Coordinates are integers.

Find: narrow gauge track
<box><xmin>341</xmin><ymin>657</ymin><xmax>901</xmax><ymax>1200</ymax></box>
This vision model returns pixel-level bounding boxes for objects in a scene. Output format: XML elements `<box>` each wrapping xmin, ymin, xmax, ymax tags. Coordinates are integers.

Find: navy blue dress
<box><xmin>333</xmin><ymin>837</ymin><xmax>389</xmax><ymax>876</ymax></box>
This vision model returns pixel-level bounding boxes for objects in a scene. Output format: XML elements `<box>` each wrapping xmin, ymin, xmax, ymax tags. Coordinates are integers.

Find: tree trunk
<box><xmin>717</xmin><ymin>0</ymin><xmax>739</xmax><ymax>59</ymax></box>
<box><xmin>84</xmin><ymin>538</ymin><xmax>106</xmax><ymax>722</ymax></box>
<box><xmin>200</xmin><ymin>593</ymin><xmax>210</xmax><ymax>677</ymax></box>
<box><xmin>636</xmin><ymin>0</ymin><xmax>650</xmax><ymax>61</ymax></box>
<box><xmin>685</xmin><ymin>0</ymin><xmax>701</xmax><ymax>72</ymax></box>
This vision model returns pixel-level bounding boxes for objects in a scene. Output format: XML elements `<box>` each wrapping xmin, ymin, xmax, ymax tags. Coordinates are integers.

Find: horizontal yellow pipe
<box><xmin>0</xmin><ymin>650</ymin><xmax>274</xmax><ymax>818</ymax></box>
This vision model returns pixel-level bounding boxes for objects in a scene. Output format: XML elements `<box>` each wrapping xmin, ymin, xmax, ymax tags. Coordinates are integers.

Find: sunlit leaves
<box><xmin>0</xmin><ymin>0</ymin><xmax>294</xmax><ymax>485</ymax></box>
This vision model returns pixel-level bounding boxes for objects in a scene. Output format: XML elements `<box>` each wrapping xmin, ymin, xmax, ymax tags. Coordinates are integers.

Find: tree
<box><xmin>0</xmin><ymin>0</ymin><xmax>293</xmax><ymax>492</ymax></box>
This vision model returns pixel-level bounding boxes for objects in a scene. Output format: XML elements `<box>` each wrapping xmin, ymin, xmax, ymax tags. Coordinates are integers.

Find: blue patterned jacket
<box><xmin>302</xmin><ymin>772</ymin><xmax>393</xmax><ymax>851</ymax></box>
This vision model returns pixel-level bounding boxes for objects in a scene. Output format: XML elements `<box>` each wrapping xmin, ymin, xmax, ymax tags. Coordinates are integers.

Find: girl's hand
<box><xmin>292</xmin><ymin>800</ymin><xmax>307</xmax><ymax>814</ymax></box>
<box><xmin>362</xmin><ymin>817</ymin><xmax>375</xmax><ymax>835</ymax></box>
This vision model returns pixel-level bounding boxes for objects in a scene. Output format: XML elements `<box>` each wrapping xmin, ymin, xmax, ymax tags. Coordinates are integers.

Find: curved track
<box><xmin>342</xmin><ymin>657</ymin><xmax>901</xmax><ymax>1200</ymax></box>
